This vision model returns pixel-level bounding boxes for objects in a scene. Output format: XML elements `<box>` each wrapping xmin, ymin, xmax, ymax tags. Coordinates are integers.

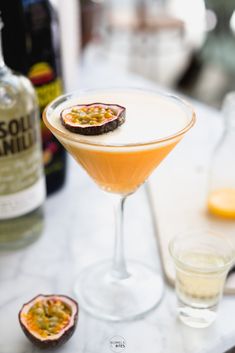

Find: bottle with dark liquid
<box><xmin>1</xmin><ymin>0</ymin><xmax>67</xmax><ymax>195</ymax></box>
<box><xmin>207</xmin><ymin>92</ymin><xmax>235</xmax><ymax>219</ymax></box>
<box><xmin>23</xmin><ymin>0</ymin><xmax>66</xmax><ymax>195</ymax></box>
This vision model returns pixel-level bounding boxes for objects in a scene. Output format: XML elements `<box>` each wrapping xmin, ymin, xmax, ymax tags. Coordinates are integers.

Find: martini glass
<box><xmin>43</xmin><ymin>88</ymin><xmax>196</xmax><ymax>321</ymax></box>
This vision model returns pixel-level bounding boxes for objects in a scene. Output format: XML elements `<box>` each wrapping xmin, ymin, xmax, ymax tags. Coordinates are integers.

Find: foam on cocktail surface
<box><xmin>49</xmin><ymin>90</ymin><xmax>189</xmax><ymax>149</ymax></box>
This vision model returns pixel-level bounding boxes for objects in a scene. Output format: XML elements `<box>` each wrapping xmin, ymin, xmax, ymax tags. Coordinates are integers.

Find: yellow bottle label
<box><xmin>35</xmin><ymin>78</ymin><xmax>62</xmax><ymax>111</ymax></box>
<box><xmin>28</xmin><ymin>62</ymin><xmax>63</xmax><ymax>111</ymax></box>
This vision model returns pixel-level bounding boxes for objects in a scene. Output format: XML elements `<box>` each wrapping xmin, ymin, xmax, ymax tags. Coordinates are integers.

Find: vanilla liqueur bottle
<box><xmin>0</xmin><ymin>19</ymin><xmax>45</xmax><ymax>249</ymax></box>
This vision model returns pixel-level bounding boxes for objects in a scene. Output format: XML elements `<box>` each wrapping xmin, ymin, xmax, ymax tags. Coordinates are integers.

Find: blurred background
<box><xmin>2</xmin><ymin>0</ymin><xmax>235</xmax><ymax>109</ymax></box>
<box><xmin>78</xmin><ymin>0</ymin><xmax>235</xmax><ymax>108</ymax></box>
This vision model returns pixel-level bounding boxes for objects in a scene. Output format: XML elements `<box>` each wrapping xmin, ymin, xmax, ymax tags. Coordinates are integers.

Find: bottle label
<box><xmin>0</xmin><ymin>177</ymin><xmax>45</xmax><ymax>220</ymax></box>
<box><xmin>0</xmin><ymin>109</ymin><xmax>45</xmax><ymax>219</ymax></box>
<box><xmin>28</xmin><ymin>62</ymin><xmax>65</xmax><ymax>184</ymax></box>
<box><xmin>28</xmin><ymin>62</ymin><xmax>62</xmax><ymax>111</ymax></box>
<box><xmin>35</xmin><ymin>78</ymin><xmax>62</xmax><ymax>111</ymax></box>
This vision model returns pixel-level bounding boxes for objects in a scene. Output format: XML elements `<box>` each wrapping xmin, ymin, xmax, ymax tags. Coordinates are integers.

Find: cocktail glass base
<box><xmin>74</xmin><ymin>260</ymin><xmax>164</xmax><ymax>321</ymax></box>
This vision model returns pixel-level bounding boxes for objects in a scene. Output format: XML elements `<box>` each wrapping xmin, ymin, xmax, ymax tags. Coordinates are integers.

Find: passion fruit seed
<box><xmin>26</xmin><ymin>299</ymin><xmax>72</xmax><ymax>337</ymax></box>
<box><xmin>61</xmin><ymin>103</ymin><xmax>126</xmax><ymax>135</ymax></box>
<box><xmin>69</xmin><ymin>105</ymin><xmax>115</xmax><ymax>125</ymax></box>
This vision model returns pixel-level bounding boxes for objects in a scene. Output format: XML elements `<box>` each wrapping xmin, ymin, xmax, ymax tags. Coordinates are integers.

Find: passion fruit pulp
<box><xmin>19</xmin><ymin>294</ymin><xmax>78</xmax><ymax>349</ymax></box>
<box><xmin>61</xmin><ymin>103</ymin><xmax>126</xmax><ymax>135</ymax></box>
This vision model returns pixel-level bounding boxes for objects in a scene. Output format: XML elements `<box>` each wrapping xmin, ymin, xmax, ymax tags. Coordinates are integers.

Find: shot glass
<box><xmin>169</xmin><ymin>230</ymin><xmax>235</xmax><ymax>328</ymax></box>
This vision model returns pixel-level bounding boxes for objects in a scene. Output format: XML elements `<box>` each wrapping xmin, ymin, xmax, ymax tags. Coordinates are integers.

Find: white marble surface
<box><xmin>0</xmin><ymin>52</ymin><xmax>235</xmax><ymax>353</ymax></box>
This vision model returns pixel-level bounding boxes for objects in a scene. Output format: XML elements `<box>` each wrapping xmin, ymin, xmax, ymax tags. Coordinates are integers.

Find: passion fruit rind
<box><xmin>19</xmin><ymin>294</ymin><xmax>79</xmax><ymax>350</ymax></box>
<box><xmin>60</xmin><ymin>103</ymin><xmax>126</xmax><ymax>135</ymax></box>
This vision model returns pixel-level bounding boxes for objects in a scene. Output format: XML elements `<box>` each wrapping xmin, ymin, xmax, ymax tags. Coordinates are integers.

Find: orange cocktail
<box><xmin>43</xmin><ymin>88</ymin><xmax>195</xmax><ymax>321</ymax></box>
<box><xmin>46</xmin><ymin>89</ymin><xmax>191</xmax><ymax>195</ymax></box>
<box><xmin>63</xmin><ymin>138</ymin><xmax>179</xmax><ymax>194</ymax></box>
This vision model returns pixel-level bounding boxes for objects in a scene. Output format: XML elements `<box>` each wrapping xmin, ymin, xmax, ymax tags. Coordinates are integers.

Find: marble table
<box><xmin>0</xmin><ymin>56</ymin><xmax>235</xmax><ymax>353</ymax></box>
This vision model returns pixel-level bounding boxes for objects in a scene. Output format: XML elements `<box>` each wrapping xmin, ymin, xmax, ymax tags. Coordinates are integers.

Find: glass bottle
<box><xmin>22</xmin><ymin>0</ymin><xmax>66</xmax><ymax>195</ymax></box>
<box><xmin>207</xmin><ymin>92</ymin><xmax>235</xmax><ymax>219</ymax></box>
<box><xmin>0</xmin><ymin>18</ymin><xmax>45</xmax><ymax>249</ymax></box>
<box><xmin>1</xmin><ymin>0</ymin><xmax>67</xmax><ymax>196</ymax></box>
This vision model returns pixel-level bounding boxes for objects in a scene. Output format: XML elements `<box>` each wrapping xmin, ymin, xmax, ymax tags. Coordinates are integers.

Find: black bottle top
<box><xmin>0</xmin><ymin>0</ymin><xmax>28</xmax><ymax>74</ymax></box>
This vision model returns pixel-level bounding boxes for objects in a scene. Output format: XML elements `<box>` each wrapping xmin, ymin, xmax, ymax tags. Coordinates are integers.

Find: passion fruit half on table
<box><xmin>19</xmin><ymin>294</ymin><xmax>78</xmax><ymax>349</ymax></box>
<box><xmin>61</xmin><ymin>103</ymin><xmax>126</xmax><ymax>135</ymax></box>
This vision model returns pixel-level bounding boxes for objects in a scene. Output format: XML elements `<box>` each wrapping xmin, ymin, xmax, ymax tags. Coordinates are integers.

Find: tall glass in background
<box><xmin>208</xmin><ymin>92</ymin><xmax>235</xmax><ymax>219</ymax></box>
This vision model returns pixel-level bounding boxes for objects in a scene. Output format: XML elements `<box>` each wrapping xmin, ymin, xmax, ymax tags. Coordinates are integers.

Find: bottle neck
<box><xmin>0</xmin><ymin>21</ymin><xmax>6</xmax><ymax>72</ymax></box>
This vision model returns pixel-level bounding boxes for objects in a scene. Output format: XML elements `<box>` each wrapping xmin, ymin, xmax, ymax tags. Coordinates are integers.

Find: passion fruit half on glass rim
<box><xmin>19</xmin><ymin>294</ymin><xmax>78</xmax><ymax>349</ymax></box>
<box><xmin>61</xmin><ymin>103</ymin><xmax>126</xmax><ymax>135</ymax></box>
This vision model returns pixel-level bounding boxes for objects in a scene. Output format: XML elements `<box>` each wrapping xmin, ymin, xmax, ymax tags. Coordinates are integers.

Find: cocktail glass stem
<box><xmin>112</xmin><ymin>195</ymin><xmax>130</xmax><ymax>279</ymax></box>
